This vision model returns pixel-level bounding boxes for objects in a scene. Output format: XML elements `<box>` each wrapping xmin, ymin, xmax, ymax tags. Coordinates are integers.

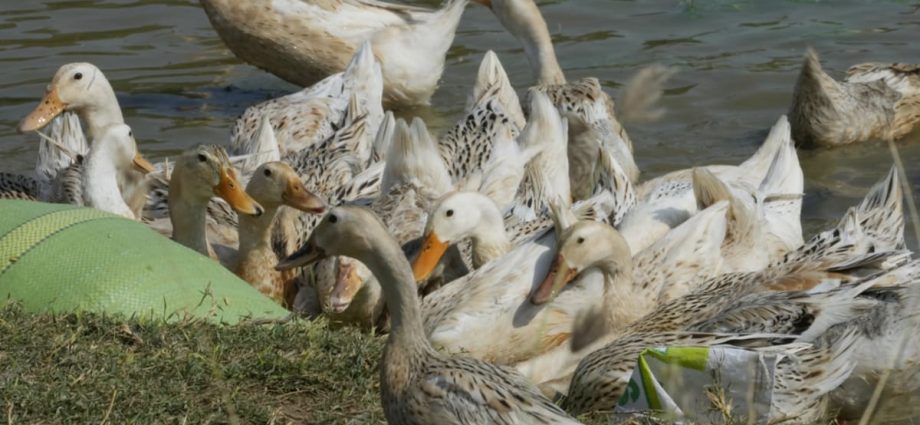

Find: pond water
<box><xmin>1</xmin><ymin>0</ymin><xmax>918</xmax><ymax>243</ymax></box>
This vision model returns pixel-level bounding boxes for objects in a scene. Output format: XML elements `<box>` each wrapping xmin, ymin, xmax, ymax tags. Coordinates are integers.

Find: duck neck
<box><xmin>82</xmin><ymin>152</ymin><xmax>132</xmax><ymax>218</ymax></box>
<box><xmin>469</xmin><ymin>206</ymin><xmax>512</xmax><ymax>268</ymax></box>
<box><xmin>79</xmin><ymin>83</ymin><xmax>124</xmax><ymax>141</ymax></box>
<box><xmin>499</xmin><ymin>1</ymin><xmax>566</xmax><ymax>86</ymax></box>
<box><xmin>237</xmin><ymin>204</ymin><xmax>280</xmax><ymax>260</ymax></box>
<box><xmin>168</xmin><ymin>176</ymin><xmax>212</xmax><ymax>257</ymax></box>
<box><xmin>597</xmin><ymin>258</ymin><xmax>650</xmax><ymax>330</ymax></box>
<box><xmin>362</xmin><ymin>237</ymin><xmax>432</xmax><ymax>356</ymax></box>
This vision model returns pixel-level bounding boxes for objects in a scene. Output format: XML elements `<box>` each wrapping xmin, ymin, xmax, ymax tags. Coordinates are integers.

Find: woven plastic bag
<box><xmin>0</xmin><ymin>200</ymin><xmax>288</xmax><ymax>324</ymax></box>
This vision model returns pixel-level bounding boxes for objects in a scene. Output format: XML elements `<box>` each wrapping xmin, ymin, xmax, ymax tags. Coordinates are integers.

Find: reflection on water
<box><xmin>0</xmin><ymin>0</ymin><xmax>918</xmax><ymax>244</ymax></box>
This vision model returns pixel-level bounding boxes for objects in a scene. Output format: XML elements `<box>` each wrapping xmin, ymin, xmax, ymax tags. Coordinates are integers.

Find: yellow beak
<box><xmin>214</xmin><ymin>166</ymin><xmax>263</xmax><ymax>216</ymax></box>
<box><xmin>531</xmin><ymin>254</ymin><xmax>578</xmax><ymax>305</ymax></box>
<box><xmin>132</xmin><ymin>153</ymin><xmax>156</xmax><ymax>174</ymax></box>
<box><xmin>411</xmin><ymin>231</ymin><xmax>449</xmax><ymax>282</ymax></box>
<box><xmin>18</xmin><ymin>88</ymin><xmax>66</xmax><ymax>133</ymax></box>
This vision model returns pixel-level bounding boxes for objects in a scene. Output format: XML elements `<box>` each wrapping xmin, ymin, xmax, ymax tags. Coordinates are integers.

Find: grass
<box><xmin>0</xmin><ymin>302</ymin><xmax>384</xmax><ymax>424</ymax></box>
<box><xmin>0</xmin><ymin>303</ymin><xmax>632</xmax><ymax>424</ymax></box>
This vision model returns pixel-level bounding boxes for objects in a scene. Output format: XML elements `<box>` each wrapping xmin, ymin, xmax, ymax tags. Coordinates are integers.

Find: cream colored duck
<box><xmin>790</xmin><ymin>48</ymin><xmax>920</xmax><ymax>148</ymax></box>
<box><xmin>474</xmin><ymin>0</ymin><xmax>673</xmax><ymax>194</ymax></box>
<box><xmin>230</xmin><ymin>42</ymin><xmax>384</xmax><ymax>156</ymax></box>
<box><xmin>231</xmin><ymin>161</ymin><xmax>327</xmax><ymax>306</ymax></box>
<box><xmin>17</xmin><ymin>62</ymin><xmax>148</xmax><ymax>215</ymax></box>
<box><xmin>514</xmin><ymin>200</ymin><xmax>729</xmax><ymax>394</ymax></box>
<box><xmin>276</xmin><ymin>205</ymin><xmax>581</xmax><ymax>425</ymax></box>
<box><xmin>200</xmin><ymin>0</ymin><xmax>467</xmax><ymax>106</ymax></box>
<box><xmin>561</xmin><ymin>168</ymin><xmax>911</xmax><ymax>414</ymax></box>
<box><xmin>166</xmin><ymin>145</ymin><xmax>264</xmax><ymax>258</ymax></box>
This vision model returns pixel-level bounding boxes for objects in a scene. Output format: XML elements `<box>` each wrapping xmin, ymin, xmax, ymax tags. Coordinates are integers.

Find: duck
<box><xmin>310</xmin><ymin>116</ymin><xmax>458</xmax><ymax>330</ymax></box>
<box><xmin>199</xmin><ymin>0</ymin><xmax>468</xmax><ymax>106</ymax></box>
<box><xmin>80</xmin><ymin>124</ymin><xmax>155</xmax><ymax>219</ymax></box>
<box><xmin>689</xmin><ymin>132</ymin><xmax>803</xmax><ymax>274</ymax></box>
<box><xmin>232</xmin><ymin>161</ymin><xmax>327</xmax><ymax>307</ymax></box>
<box><xmin>513</xmin><ymin>200</ymin><xmax>730</xmax><ymax>394</ymax></box>
<box><xmin>789</xmin><ymin>48</ymin><xmax>920</xmax><ymax>148</ymax></box>
<box><xmin>16</xmin><ymin>63</ymin><xmax>148</xmax><ymax>216</ymax></box>
<box><xmin>561</xmin><ymin>167</ymin><xmax>911</xmax><ymax>414</ymax></box>
<box><xmin>564</xmin><ymin>329</ymin><xmax>860</xmax><ymax>423</ymax></box>
<box><xmin>229</xmin><ymin>42</ymin><xmax>384</xmax><ymax>157</ymax></box>
<box><xmin>1</xmin><ymin>112</ymin><xmax>87</xmax><ymax>202</ymax></box>
<box><xmin>165</xmin><ymin>145</ymin><xmax>264</xmax><ymax>258</ymax></box>
<box><xmin>410</xmin><ymin>72</ymin><xmax>594</xmax><ymax>282</ymax></box>
<box><xmin>617</xmin><ymin>115</ymin><xmax>802</xmax><ymax>254</ymax></box>
<box><xmin>474</xmin><ymin>0</ymin><xmax>674</xmax><ymax>195</ymax></box>
<box><xmin>276</xmin><ymin>205</ymin><xmax>581</xmax><ymax>425</ymax></box>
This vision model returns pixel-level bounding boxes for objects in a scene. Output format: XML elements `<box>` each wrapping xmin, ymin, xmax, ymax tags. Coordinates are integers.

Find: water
<box><xmin>1</xmin><ymin>0</ymin><xmax>918</xmax><ymax>243</ymax></box>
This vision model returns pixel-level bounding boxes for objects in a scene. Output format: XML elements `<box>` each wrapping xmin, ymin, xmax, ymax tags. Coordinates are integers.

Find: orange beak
<box><xmin>282</xmin><ymin>176</ymin><xmax>327</xmax><ymax>214</ymax></box>
<box><xmin>214</xmin><ymin>166</ymin><xmax>263</xmax><ymax>216</ymax></box>
<box><xmin>18</xmin><ymin>88</ymin><xmax>66</xmax><ymax>133</ymax></box>
<box><xmin>531</xmin><ymin>254</ymin><xmax>578</xmax><ymax>305</ymax></box>
<box><xmin>411</xmin><ymin>232</ymin><xmax>449</xmax><ymax>282</ymax></box>
<box><xmin>132</xmin><ymin>153</ymin><xmax>156</xmax><ymax>174</ymax></box>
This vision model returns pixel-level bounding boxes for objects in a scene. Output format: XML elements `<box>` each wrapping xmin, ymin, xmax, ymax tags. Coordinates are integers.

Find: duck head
<box><xmin>531</xmin><ymin>220</ymin><xmax>631</xmax><ymax>305</ymax></box>
<box><xmin>246</xmin><ymin>161</ymin><xmax>326</xmax><ymax>214</ymax></box>
<box><xmin>172</xmin><ymin>145</ymin><xmax>263</xmax><ymax>216</ymax></box>
<box><xmin>19</xmin><ymin>63</ymin><xmax>118</xmax><ymax>134</ymax></box>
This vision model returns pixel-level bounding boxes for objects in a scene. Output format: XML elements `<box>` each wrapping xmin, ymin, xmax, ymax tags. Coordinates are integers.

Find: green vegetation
<box><xmin>0</xmin><ymin>303</ymin><xmax>628</xmax><ymax>424</ymax></box>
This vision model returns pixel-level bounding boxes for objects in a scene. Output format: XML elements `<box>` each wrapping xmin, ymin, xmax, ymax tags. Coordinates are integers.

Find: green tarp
<box><xmin>0</xmin><ymin>200</ymin><xmax>288</xmax><ymax>324</ymax></box>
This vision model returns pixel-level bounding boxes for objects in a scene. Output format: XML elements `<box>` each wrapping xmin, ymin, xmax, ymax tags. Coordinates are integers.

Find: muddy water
<box><xmin>1</xmin><ymin>0</ymin><xmax>918</xmax><ymax>243</ymax></box>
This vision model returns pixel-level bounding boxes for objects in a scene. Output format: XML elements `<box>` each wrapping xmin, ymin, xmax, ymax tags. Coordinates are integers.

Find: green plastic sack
<box><xmin>0</xmin><ymin>200</ymin><xmax>288</xmax><ymax>324</ymax></box>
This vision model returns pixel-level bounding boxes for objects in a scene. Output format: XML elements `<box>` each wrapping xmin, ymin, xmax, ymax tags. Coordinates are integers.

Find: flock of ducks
<box><xmin>3</xmin><ymin>0</ymin><xmax>920</xmax><ymax>424</ymax></box>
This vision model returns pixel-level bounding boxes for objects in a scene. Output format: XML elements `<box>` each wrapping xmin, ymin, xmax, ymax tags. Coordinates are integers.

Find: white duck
<box><xmin>81</xmin><ymin>124</ymin><xmax>154</xmax><ymax>219</ymax></box>
<box><xmin>617</xmin><ymin>115</ymin><xmax>803</xmax><ymax>255</ymax></box>
<box><xmin>17</xmin><ymin>63</ymin><xmax>148</xmax><ymax>215</ymax></box>
<box><xmin>200</xmin><ymin>0</ymin><xmax>468</xmax><ymax>106</ymax></box>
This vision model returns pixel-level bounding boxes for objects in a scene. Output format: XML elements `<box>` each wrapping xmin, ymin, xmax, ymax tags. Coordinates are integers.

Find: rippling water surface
<box><xmin>1</xmin><ymin>0</ymin><xmax>918</xmax><ymax>243</ymax></box>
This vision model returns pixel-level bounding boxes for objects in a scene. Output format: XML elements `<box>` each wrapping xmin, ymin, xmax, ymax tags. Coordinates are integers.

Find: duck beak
<box><xmin>214</xmin><ymin>166</ymin><xmax>263</xmax><ymax>216</ymax></box>
<box><xmin>412</xmin><ymin>231</ymin><xmax>448</xmax><ymax>282</ymax></box>
<box><xmin>328</xmin><ymin>261</ymin><xmax>363</xmax><ymax>313</ymax></box>
<box><xmin>276</xmin><ymin>242</ymin><xmax>325</xmax><ymax>271</ymax></box>
<box><xmin>132</xmin><ymin>153</ymin><xmax>156</xmax><ymax>174</ymax></box>
<box><xmin>18</xmin><ymin>88</ymin><xmax>66</xmax><ymax>133</ymax></box>
<box><xmin>531</xmin><ymin>254</ymin><xmax>578</xmax><ymax>305</ymax></box>
<box><xmin>282</xmin><ymin>176</ymin><xmax>327</xmax><ymax>214</ymax></box>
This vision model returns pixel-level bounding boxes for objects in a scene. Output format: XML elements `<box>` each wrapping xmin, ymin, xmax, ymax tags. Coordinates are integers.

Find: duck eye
<box><xmin>73</xmin><ymin>72</ymin><xmax>83</xmax><ymax>80</ymax></box>
<box><xmin>328</xmin><ymin>214</ymin><xmax>338</xmax><ymax>224</ymax></box>
<box><xmin>446</xmin><ymin>209</ymin><xmax>454</xmax><ymax>217</ymax></box>
<box><xmin>128</xmin><ymin>131</ymin><xmax>133</xmax><ymax>138</ymax></box>
<box><xmin>577</xmin><ymin>237</ymin><xmax>585</xmax><ymax>244</ymax></box>
<box><xmin>197</xmin><ymin>154</ymin><xmax>207</xmax><ymax>163</ymax></box>
<box><xmin>263</xmin><ymin>168</ymin><xmax>272</xmax><ymax>177</ymax></box>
